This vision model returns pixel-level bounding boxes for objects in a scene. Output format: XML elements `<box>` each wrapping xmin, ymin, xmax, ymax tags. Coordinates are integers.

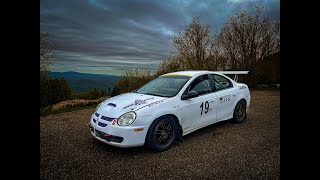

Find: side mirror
<box><xmin>181</xmin><ymin>90</ymin><xmax>199</xmax><ymax>100</ymax></box>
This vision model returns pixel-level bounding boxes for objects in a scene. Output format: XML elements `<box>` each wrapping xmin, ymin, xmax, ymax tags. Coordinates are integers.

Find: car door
<box><xmin>179</xmin><ymin>74</ymin><xmax>217</xmax><ymax>132</ymax></box>
<box><xmin>211</xmin><ymin>74</ymin><xmax>237</xmax><ymax>120</ymax></box>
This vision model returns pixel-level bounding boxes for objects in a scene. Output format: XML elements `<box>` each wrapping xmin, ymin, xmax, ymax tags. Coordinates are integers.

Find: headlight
<box><xmin>117</xmin><ymin>112</ymin><xmax>137</xmax><ymax>126</ymax></box>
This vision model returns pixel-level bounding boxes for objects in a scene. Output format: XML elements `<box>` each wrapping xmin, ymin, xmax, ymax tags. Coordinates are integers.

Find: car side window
<box><xmin>211</xmin><ymin>74</ymin><xmax>233</xmax><ymax>91</ymax></box>
<box><xmin>185</xmin><ymin>75</ymin><xmax>213</xmax><ymax>96</ymax></box>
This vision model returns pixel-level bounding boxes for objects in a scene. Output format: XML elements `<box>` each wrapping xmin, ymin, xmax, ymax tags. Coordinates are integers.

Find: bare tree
<box><xmin>40</xmin><ymin>32</ymin><xmax>55</xmax><ymax>72</ymax></box>
<box><xmin>218</xmin><ymin>6</ymin><xmax>280</xmax><ymax>70</ymax></box>
<box><xmin>172</xmin><ymin>17</ymin><xmax>214</xmax><ymax>70</ymax></box>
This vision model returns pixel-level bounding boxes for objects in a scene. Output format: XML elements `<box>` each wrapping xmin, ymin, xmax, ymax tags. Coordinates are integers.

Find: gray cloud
<box><xmin>40</xmin><ymin>0</ymin><xmax>279</xmax><ymax>75</ymax></box>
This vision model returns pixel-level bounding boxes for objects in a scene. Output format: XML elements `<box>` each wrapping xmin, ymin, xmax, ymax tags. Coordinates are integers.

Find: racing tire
<box><xmin>232</xmin><ymin>100</ymin><xmax>247</xmax><ymax>123</ymax></box>
<box><xmin>145</xmin><ymin>116</ymin><xmax>177</xmax><ymax>152</ymax></box>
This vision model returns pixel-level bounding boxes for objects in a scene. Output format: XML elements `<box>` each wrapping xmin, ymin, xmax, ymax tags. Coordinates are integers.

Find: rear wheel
<box><xmin>233</xmin><ymin>100</ymin><xmax>247</xmax><ymax>123</ymax></box>
<box><xmin>145</xmin><ymin>116</ymin><xmax>177</xmax><ymax>152</ymax></box>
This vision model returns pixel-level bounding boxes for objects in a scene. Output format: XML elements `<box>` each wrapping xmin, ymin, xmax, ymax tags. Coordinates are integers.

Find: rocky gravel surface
<box><xmin>40</xmin><ymin>90</ymin><xmax>280</xmax><ymax>180</ymax></box>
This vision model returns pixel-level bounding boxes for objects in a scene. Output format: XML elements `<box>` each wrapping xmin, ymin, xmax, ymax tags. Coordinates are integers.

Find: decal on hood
<box><xmin>135</xmin><ymin>97</ymin><xmax>154</xmax><ymax>105</ymax></box>
<box><xmin>99</xmin><ymin>93</ymin><xmax>166</xmax><ymax>117</ymax></box>
<box><xmin>135</xmin><ymin>99</ymin><xmax>146</xmax><ymax>105</ymax></box>
<box><xmin>135</xmin><ymin>99</ymin><xmax>166</xmax><ymax>111</ymax></box>
<box><xmin>123</xmin><ymin>97</ymin><xmax>155</xmax><ymax>109</ymax></box>
<box><xmin>123</xmin><ymin>103</ymin><xmax>134</xmax><ymax>110</ymax></box>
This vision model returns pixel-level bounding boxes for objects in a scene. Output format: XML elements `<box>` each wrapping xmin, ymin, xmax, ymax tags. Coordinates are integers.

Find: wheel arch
<box><xmin>238</xmin><ymin>98</ymin><xmax>246</xmax><ymax>105</ymax></box>
<box><xmin>146</xmin><ymin>114</ymin><xmax>183</xmax><ymax>142</ymax></box>
<box><xmin>163</xmin><ymin>114</ymin><xmax>182</xmax><ymax>139</ymax></box>
<box><xmin>232</xmin><ymin>98</ymin><xmax>247</xmax><ymax>123</ymax></box>
<box><xmin>234</xmin><ymin>97</ymin><xmax>246</xmax><ymax>108</ymax></box>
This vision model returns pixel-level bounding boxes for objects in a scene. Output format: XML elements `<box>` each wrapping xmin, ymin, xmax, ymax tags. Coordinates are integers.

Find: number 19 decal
<box><xmin>200</xmin><ymin>101</ymin><xmax>209</xmax><ymax>115</ymax></box>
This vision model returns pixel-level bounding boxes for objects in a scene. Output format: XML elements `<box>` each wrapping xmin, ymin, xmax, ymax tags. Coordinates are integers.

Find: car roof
<box><xmin>161</xmin><ymin>70</ymin><xmax>224</xmax><ymax>77</ymax></box>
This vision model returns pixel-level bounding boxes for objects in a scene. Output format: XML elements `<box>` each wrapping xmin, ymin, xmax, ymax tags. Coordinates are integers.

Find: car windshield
<box><xmin>136</xmin><ymin>75</ymin><xmax>191</xmax><ymax>97</ymax></box>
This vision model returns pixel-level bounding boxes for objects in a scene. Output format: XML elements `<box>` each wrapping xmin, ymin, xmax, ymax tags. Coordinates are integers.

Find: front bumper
<box><xmin>89</xmin><ymin>116</ymin><xmax>149</xmax><ymax>148</ymax></box>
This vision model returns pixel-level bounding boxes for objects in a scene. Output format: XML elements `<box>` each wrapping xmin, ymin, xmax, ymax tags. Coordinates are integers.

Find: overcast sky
<box><xmin>40</xmin><ymin>0</ymin><xmax>280</xmax><ymax>76</ymax></box>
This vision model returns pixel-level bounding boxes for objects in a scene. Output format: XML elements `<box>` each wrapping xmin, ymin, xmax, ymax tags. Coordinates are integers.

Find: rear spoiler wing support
<box><xmin>216</xmin><ymin>71</ymin><xmax>250</xmax><ymax>82</ymax></box>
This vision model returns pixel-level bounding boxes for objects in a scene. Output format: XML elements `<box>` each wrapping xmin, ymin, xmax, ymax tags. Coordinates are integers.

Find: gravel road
<box><xmin>40</xmin><ymin>90</ymin><xmax>280</xmax><ymax>180</ymax></box>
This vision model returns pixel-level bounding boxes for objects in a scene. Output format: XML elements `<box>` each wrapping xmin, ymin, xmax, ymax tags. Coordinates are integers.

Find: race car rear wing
<box><xmin>216</xmin><ymin>71</ymin><xmax>250</xmax><ymax>82</ymax></box>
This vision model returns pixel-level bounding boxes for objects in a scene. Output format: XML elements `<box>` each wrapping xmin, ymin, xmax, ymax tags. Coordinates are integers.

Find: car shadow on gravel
<box><xmin>182</xmin><ymin>119</ymin><xmax>236</xmax><ymax>141</ymax></box>
<box><xmin>89</xmin><ymin>119</ymin><xmax>239</xmax><ymax>154</ymax></box>
<box><xmin>90</xmin><ymin>138</ymin><xmax>153</xmax><ymax>154</ymax></box>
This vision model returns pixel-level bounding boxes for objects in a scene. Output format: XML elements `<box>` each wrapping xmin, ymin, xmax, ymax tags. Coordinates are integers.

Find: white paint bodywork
<box><xmin>90</xmin><ymin>70</ymin><xmax>250</xmax><ymax>147</ymax></box>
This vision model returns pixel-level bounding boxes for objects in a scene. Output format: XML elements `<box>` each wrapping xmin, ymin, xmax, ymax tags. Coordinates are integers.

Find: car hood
<box><xmin>95</xmin><ymin>93</ymin><xmax>167</xmax><ymax>118</ymax></box>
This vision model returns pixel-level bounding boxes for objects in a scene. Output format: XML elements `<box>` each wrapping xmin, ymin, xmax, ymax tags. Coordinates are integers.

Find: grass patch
<box><xmin>40</xmin><ymin>103</ymin><xmax>98</xmax><ymax>116</ymax></box>
<box><xmin>40</xmin><ymin>96</ymin><xmax>109</xmax><ymax>117</ymax></box>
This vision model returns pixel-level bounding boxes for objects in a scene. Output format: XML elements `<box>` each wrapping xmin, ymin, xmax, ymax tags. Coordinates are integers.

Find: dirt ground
<box><xmin>40</xmin><ymin>90</ymin><xmax>280</xmax><ymax>180</ymax></box>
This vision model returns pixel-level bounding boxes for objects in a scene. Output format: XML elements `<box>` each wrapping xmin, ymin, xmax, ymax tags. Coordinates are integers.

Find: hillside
<box><xmin>50</xmin><ymin>71</ymin><xmax>123</xmax><ymax>93</ymax></box>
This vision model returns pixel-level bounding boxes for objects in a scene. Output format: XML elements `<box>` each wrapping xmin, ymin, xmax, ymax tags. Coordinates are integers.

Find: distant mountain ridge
<box><xmin>50</xmin><ymin>71</ymin><xmax>121</xmax><ymax>79</ymax></box>
<box><xmin>50</xmin><ymin>71</ymin><xmax>123</xmax><ymax>93</ymax></box>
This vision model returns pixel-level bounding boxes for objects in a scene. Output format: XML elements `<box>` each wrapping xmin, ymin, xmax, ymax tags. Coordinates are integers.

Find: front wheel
<box><xmin>145</xmin><ymin>116</ymin><xmax>177</xmax><ymax>152</ymax></box>
<box><xmin>232</xmin><ymin>100</ymin><xmax>247</xmax><ymax>123</ymax></box>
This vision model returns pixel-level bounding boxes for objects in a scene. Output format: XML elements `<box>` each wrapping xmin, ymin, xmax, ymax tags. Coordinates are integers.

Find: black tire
<box><xmin>232</xmin><ymin>100</ymin><xmax>247</xmax><ymax>123</ymax></box>
<box><xmin>145</xmin><ymin>116</ymin><xmax>177</xmax><ymax>152</ymax></box>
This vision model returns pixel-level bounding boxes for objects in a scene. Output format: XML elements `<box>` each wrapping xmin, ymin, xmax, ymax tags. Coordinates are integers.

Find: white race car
<box><xmin>89</xmin><ymin>70</ymin><xmax>250</xmax><ymax>151</ymax></box>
